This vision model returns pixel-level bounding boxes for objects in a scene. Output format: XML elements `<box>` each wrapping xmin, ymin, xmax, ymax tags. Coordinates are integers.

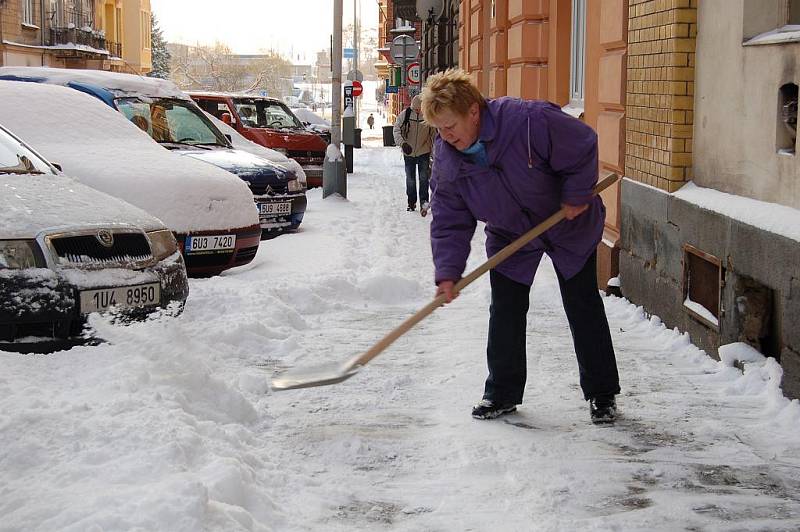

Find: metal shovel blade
<box><xmin>270</xmin><ymin>361</ymin><xmax>362</xmax><ymax>391</ymax></box>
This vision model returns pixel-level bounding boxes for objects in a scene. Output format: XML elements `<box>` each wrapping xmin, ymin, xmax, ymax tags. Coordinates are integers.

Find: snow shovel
<box><xmin>271</xmin><ymin>172</ymin><xmax>619</xmax><ymax>391</ymax></box>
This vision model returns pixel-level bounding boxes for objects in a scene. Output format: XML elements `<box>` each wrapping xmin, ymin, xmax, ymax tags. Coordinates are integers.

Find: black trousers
<box><xmin>484</xmin><ymin>252</ymin><xmax>620</xmax><ymax>403</ymax></box>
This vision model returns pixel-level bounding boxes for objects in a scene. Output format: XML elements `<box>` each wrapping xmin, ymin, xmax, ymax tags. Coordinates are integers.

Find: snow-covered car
<box><xmin>0</xmin><ymin>122</ymin><xmax>189</xmax><ymax>351</ymax></box>
<box><xmin>190</xmin><ymin>92</ymin><xmax>328</xmax><ymax>188</ymax></box>
<box><xmin>291</xmin><ymin>108</ymin><xmax>332</xmax><ymax>144</ymax></box>
<box><xmin>0</xmin><ymin>80</ymin><xmax>261</xmax><ymax>277</ymax></box>
<box><xmin>0</xmin><ymin>67</ymin><xmax>307</xmax><ymax>238</ymax></box>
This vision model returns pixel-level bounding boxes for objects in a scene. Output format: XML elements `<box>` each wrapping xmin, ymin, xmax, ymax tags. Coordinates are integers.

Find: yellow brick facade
<box><xmin>625</xmin><ymin>0</ymin><xmax>697</xmax><ymax>192</ymax></box>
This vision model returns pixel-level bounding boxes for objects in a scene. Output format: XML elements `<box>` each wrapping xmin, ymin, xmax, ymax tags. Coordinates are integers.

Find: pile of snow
<box><xmin>0</xmin><ymin>81</ymin><xmax>257</xmax><ymax>233</ymax></box>
<box><xmin>2</xmin><ymin>141</ymin><xmax>800</xmax><ymax>530</ymax></box>
<box><xmin>291</xmin><ymin>108</ymin><xmax>330</xmax><ymax>127</ymax></box>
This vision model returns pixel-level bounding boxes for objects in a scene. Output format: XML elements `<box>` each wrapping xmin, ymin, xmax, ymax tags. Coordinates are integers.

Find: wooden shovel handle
<box><xmin>347</xmin><ymin>172</ymin><xmax>619</xmax><ymax>369</ymax></box>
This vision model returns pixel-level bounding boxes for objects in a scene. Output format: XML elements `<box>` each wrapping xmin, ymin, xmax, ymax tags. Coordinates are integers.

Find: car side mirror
<box><xmin>51</xmin><ymin>162</ymin><xmax>62</xmax><ymax>172</ymax></box>
<box><xmin>221</xmin><ymin>112</ymin><xmax>233</xmax><ymax>126</ymax></box>
<box><xmin>224</xmin><ymin>134</ymin><xmax>232</xmax><ymax>143</ymax></box>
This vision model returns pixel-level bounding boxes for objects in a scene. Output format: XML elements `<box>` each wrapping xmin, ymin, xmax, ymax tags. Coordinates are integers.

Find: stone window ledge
<box><xmin>744</xmin><ymin>25</ymin><xmax>800</xmax><ymax>46</ymax></box>
<box><xmin>21</xmin><ymin>23</ymin><xmax>40</xmax><ymax>31</ymax></box>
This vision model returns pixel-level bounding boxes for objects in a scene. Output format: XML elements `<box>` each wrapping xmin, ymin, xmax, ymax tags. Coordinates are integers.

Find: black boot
<box><xmin>471</xmin><ymin>399</ymin><xmax>517</xmax><ymax>420</ymax></box>
<box><xmin>407</xmin><ymin>202</ymin><xmax>416</xmax><ymax>212</ymax></box>
<box><xmin>589</xmin><ymin>395</ymin><xmax>617</xmax><ymax>424</ymax></box>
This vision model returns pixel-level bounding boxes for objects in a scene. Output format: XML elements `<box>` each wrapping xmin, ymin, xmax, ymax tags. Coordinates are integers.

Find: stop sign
<box><xmin>351</xmin><ymin>80</ymin><xmax>363</xmax><ymax>97</ymax></box>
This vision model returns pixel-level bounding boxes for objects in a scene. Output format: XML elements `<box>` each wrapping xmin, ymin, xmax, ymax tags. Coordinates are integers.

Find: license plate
<box><xmin>185</xmin><ymin>234</ymin><xmax>236</xmax><ymax>254</ymax></box>
<box><xmin>80</xmin><ymin>283</ymin><xmax>161</xmax><ymax>314</ymax></box>
<box><xmin>258</xmin><ymin>202</ymin><xmax>291</xmax><ymax>215</ymax></box>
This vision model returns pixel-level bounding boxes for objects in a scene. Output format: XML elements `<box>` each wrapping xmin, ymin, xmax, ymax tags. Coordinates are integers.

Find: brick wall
<box><xmin>625</xmin><ymin>0</ymin><xmax>697</xmax><ymax>192</ymax></box>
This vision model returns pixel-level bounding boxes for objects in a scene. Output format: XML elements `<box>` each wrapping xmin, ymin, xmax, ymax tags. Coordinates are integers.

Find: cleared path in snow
<box><xmin>1</xmin><ymin>126</ymin><xmax>799</xmax><ymax>532</ymax></box>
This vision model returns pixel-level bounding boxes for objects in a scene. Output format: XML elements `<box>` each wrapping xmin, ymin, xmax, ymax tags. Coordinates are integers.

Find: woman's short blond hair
<box><xmin>421</xmin><ymin>69</ymin><xmax>485</xmax><ymax>124</ymax></box>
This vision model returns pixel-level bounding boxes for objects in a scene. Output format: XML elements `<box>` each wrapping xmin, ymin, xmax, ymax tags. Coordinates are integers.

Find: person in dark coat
<box><xmin>367</xmin><ymin>113</ymin><xmax>375</xmax><ymax>129</ymax></box>
<box><xmin>421</xmin><ymin>69</ymin><xmax>620</xmax><ymax>423</ymax></box>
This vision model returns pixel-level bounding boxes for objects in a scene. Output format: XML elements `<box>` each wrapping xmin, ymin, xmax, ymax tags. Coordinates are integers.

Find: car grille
<box><xmin>235</xmin><ymin>246</ymin><xmax>259</xmax><ymax>263</ymax></box>
<box><xmin>287</xmin><ymin>150</ymin><xmax>325</xmax><ymax>162</ymax></box>
<box><xmin>49</xmin><ymin>231</ymin><xmax>153</xmax><ymax>268</ymax></box>
<box><xmin>183</xmin><ymin>251</ymin><xmax>235</xmax><ymax>268</ymax></box>
<box><xmin>249</xmin><ymin>182</ymin><xmax>288</xmax><ymax>195</ymax></box>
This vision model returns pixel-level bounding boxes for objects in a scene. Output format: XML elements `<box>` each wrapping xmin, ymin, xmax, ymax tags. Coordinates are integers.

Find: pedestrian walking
<box><xmin>393</xmin><ymin>95</ymin><xmax>435</xmax><ymax>216</ymax></box>
<box><xmin>367</xmin><ymin>113</ymin><xmax>375</xmax><ymax>129</ymax></box>
<box><xmin>421</xmin><ymin>69</ymin><xmax>621</xmax><ymax>424</ymax></box>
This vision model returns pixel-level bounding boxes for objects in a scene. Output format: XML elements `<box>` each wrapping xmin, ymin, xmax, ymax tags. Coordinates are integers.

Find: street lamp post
<box><xmin>323</xmin><ymin>0</ymin><xmax>347</xmax><ymax>199</ymax></box>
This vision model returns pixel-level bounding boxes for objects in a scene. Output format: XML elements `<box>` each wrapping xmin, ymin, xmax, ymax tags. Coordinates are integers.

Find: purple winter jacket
<box><xmin>429</xmin><ymin>97</ymin><xmax>605</xmax><ymax>286</ymax></box>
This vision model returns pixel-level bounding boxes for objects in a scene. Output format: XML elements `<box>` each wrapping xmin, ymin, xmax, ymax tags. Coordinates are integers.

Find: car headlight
<box><xmin>147</xmin><ymin>230</ymin><xmax>179</xmax><ymax>261</ymax></box>
<box><xmin>0</xmin><ymin>240</ymin><xmax>39</xmax><ymax>269</ymax></box>
<box><xmin>287</xmin><ymin>178</ymin><xmax>303</xmax><ymax>192</ymax></box>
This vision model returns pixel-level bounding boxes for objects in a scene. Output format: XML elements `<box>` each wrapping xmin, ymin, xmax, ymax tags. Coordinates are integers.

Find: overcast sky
<box><xmin>150</xmin><ymin>0</ymin><xmax>379</xmax><ymax>63</ymax></box>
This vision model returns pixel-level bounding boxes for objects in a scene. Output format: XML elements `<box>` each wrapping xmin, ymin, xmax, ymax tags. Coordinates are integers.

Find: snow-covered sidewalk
<box><xmin>2</xmin><ymin>129</ymin><xmax>799</xmax><ymax>531</ymax></box>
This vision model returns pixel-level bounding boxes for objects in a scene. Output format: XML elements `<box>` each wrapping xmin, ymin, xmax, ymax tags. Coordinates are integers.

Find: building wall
<box><xmin>122</xmin><ymin>0</ymin><xmax>151</xmax><ymax>74</ymax></box>
<box><xmin>1</xmin><ymin>0</ymin><xmax>46</xmax><ymax>66</ymax></box>
<box><xmin>457</xmin><ymin>0</ymin><xmax>626</xmax><ymax>288</ymax></box>
<box><xmin>619</xmin><ymin>0</ymin><xmax>800</xmax><ymax>399</ymax></box>
<box><xmin>624</xmin><ymin>0</ymin><xmax>697</xmax><ymax>193</ymax></box>
<box><xmin>694</xmin><ymin>0</ymin><xmax>800</xmax><ymax>209</ymax></box>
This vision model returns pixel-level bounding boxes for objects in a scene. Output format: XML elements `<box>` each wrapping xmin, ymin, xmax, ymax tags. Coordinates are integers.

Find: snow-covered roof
<box><xmin>0</xmin><ymin>81</ymin><xmax>257</xmax><ymax>233</ymax></box>
<box><xmin>0</xmin><ymin>66</ymin><xmax>189</xmax><ymax>100</ymax></box>
<box><xmin>1</xmin><ymin>173</ymin><xmax>164</xmax><ymax>239</ymax></box>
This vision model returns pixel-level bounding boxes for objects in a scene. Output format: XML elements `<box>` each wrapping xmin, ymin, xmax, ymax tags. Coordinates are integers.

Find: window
<box><xmin>141</xmin><ymin>11</ymin><xmax>152</xmax><ymax>49</ymax></box>
<box><xmin>115</xmin><ymin>7</ymin><xmax>122</xmax><ymax>44</ymax></box>
<box><xmin>777</xmin><ymin>83</ymin><xmax>797</xmax><ymax>155</ymax></box>
<box><xmin>22</xmin><ymin>0</ymin><xmax>34</xmax><ymax>25</ymax></box>
<box><xmin>491</xmin><ymin>0</ymin><xmax>496</xmax><ymax>19</ymax></box>
<box><xmin>791</xmin><ymin>0</ymin><xmax>800</xmax><ymax>24</ymax></box>
<box><xmin>683</xmin><ymin>245</ymin><xmax>723</xmax><ymax>329</ymax></box>
<box><xmin>569</xmin><ymin>0</ymin><xmax>587</xmax><ymax>108</ymax></box>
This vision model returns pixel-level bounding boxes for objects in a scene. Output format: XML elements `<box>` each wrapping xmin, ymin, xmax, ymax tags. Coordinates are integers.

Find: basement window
<box><xmin>778</xmin><ymin>83</ymin><xmax>797</xmax><ymax>155</ymax></box>
<box><xmin>683</xmin><ymin>245</ymin><xmax>722</xmax><ymax>329</ymax></box>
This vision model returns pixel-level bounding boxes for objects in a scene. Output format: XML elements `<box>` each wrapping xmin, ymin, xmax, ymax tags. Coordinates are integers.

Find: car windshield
<box><xmin>0</xmin><ymin>127</ymin><xmax>53</xmax><ymax>175</ymax></box>
<box><xmin>233</xmin><ymin>98</ymin><xmax>305</xmax><ymax>130</ymax></box>
<box><xmin>116</xmin><ymin>97</ymin><xmax>230</xmax><ymax>147</ymax></box>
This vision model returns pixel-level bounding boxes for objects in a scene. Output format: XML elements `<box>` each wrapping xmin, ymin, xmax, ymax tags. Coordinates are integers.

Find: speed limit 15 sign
<box><xmin>407</xmin><ymin>62</ymin><xmax>421</xmax><ymax>85</ymax></box>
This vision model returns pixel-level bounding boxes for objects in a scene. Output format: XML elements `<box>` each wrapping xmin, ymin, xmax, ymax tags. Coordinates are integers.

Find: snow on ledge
<box><xmin>683</xmin><ymin>297</ymin><xmax>719</xmax><ymax>327</ymax></box>
<box><xmin>744</xmin><ymin>25</ymin><xmax>800</xmax><ymax>46</ymax></box>
<box><xmin>673</xmin><ymin>181</ymin><xmax>800</xmax><ymax>243</ymax></box>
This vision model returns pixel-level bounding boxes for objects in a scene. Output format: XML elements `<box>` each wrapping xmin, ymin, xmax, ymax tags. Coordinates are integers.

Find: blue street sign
<box><xmin>343</xmin><ymin>48</ymin><xmax>357</xmax><ymax>58</ymax></box>
<box><xmin>385</xmin><ymin>85</ymin><xmax>399</xmax><ymax>94</ymax></box>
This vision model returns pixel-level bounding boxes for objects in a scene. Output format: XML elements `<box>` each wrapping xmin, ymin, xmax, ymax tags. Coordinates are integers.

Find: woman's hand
<box><xmin>436</xmin><ymin>280</ymin><xmax>458</xmax><ymax>303</ymax></box>
<box><xmin>561</xmin><ymin>203</ymin><xmax>589</xmax><ymax>220</ymax></box>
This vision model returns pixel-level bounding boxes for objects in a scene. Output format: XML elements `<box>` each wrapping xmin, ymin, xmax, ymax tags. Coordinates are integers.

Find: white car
<box><xmin>0</xmin><ymin>81</ymin><xmax>260</xmax><ymax>277</ymax></box>
<box><xmin>0</xmin><ymin>122</ymin><xmax>189</xmax><ymax>351</ymax></box>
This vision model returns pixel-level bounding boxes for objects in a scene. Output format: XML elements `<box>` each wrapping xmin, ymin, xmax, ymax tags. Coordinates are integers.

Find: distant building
<box><xmin>0</xmin><ymin>0</ymin><xmax>152</xmax><ymax>73</ymax></box>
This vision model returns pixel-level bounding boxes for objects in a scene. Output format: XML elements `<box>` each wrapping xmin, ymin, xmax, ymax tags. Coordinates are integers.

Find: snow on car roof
<box><xmin>0</xmin><ymin>66</ymin><xmax>190</xmax><ymax>100</ymax></box>
<box><xmin>188</xmin><ymin>91</ymin><xmax>283</xmax><ymax>103</ymax></box>
<box><xmin>1</xmin><ymin>173</ymin><xmax>165</xmax><ymax>239</ymax></box>
<box><xmin>0</xmin><ymin>81</ymin><xmax>257</xmax><ymax>233</ymax></box>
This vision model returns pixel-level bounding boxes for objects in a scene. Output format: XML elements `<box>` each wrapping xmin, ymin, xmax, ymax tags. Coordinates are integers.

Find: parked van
<box><xmin>190</xmin><ymin>92</ymin><xmax>328</xmax><ymax>188</ymax></box>
<box><xmin>0</xmin><ymin>122</ymin><xmax>189</xmax><ymax>351</ymax></box>
<box><xmin>0</xmin><ymin>81</ymin><xmax>260</xmax><ymax>277</ymax></box>
<box><xmin>0</xmin><ymin>67</ymin><xmax>307</xmax><ymax>237</ymax></box>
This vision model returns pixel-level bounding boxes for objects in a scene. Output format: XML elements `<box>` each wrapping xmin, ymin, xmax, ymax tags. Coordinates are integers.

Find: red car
<box><xmin>190</xmin><ymin>93</ymin><xmax>328</xmax><ymax>188</ymax></box>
